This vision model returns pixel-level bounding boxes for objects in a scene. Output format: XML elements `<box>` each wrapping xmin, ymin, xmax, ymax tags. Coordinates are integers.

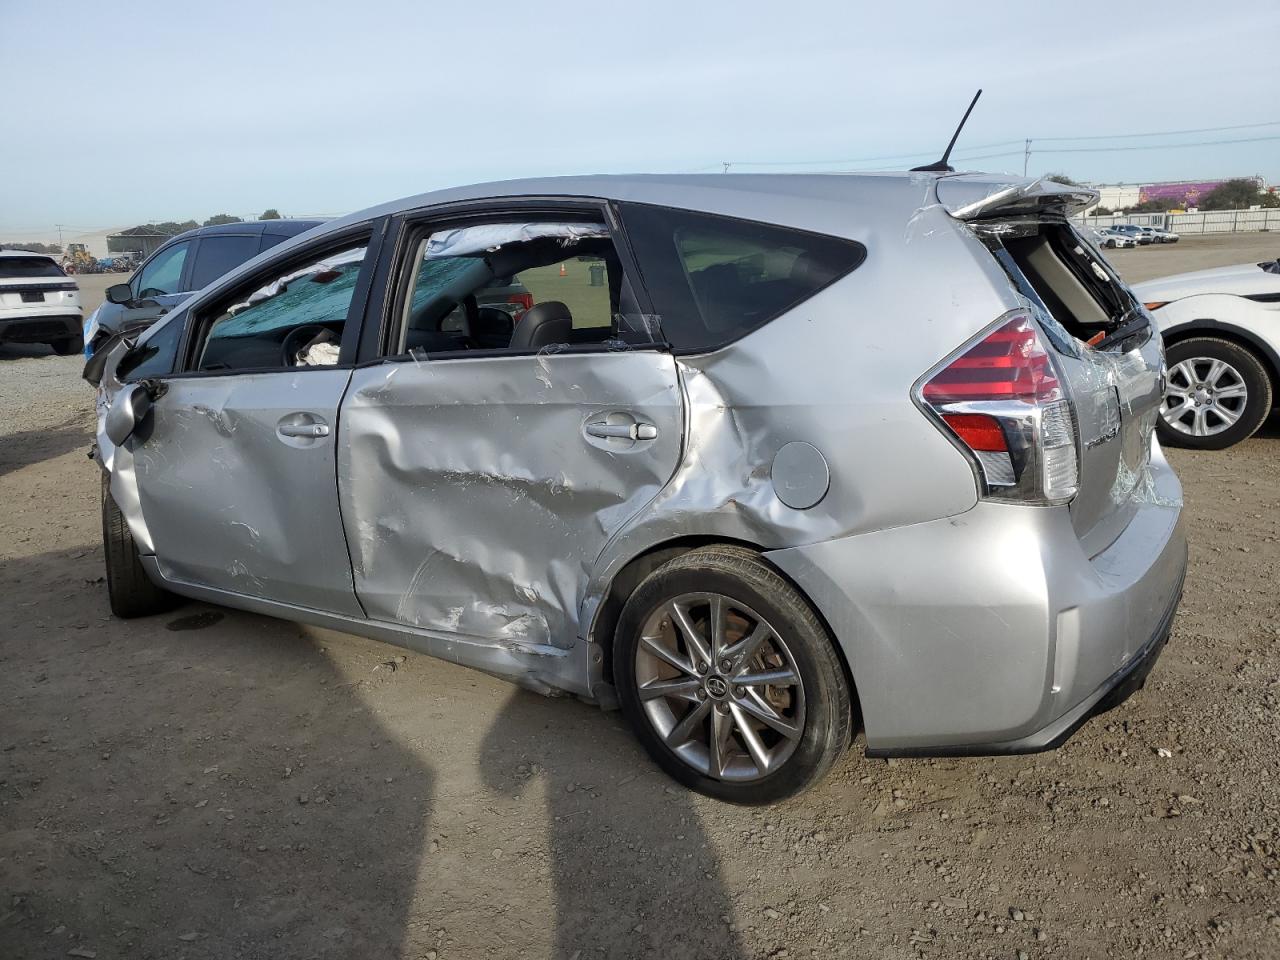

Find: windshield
<box><xmin>0</xmin><ymin>256</ymin><xmax>65</xmax><ymax>279</ymax></box>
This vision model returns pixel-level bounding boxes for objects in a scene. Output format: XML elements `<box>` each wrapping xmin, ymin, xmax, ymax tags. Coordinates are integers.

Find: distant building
<box><xmin>106</xmin><ymin>226</ymin><xmax>176</xmax><ymax>258</ymax></box>
<box><xmin>1092</xmin><ymin>176</ymin><xmax>1267</xmax><ymax>211</ymax></box>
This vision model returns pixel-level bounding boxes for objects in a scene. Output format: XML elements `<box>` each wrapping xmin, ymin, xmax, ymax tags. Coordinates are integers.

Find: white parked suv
<box><xmin>0</xmin><ymin>250</ymin><xmax>83</xmax><ymax>354</ymax></box>
<box><xmin>1135</xmin><ymin>258</ymin><xmax>1280</xmax><ymax>448</ymax></box>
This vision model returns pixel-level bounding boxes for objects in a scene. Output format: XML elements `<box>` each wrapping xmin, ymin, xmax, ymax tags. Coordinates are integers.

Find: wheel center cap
<box><xmin>704</xmin><ymin>676</ymin><xmax>729</xmax><ymax>700</ymax></box>
<box><xmin>1195</xmin><ymin>388</ymin><xmax>1213</xmax><ymax>405</ymax></box>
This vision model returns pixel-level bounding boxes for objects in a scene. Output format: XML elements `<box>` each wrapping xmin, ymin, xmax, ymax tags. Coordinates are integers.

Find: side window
<box><xmin>135</xmin><ymin>240</ymin><xmax>192</xmax><ymax>297</ymax></box>
<box><xmin>390</xmin><ymin>220</ymin><xmax>640</xmax><ymax>357</ymax></box>
<box><xmin>187</xmin><ymin>235</ymin><xmax>261</xmax><ymax>291</ymax></box>
<box><xmin>118</xmin><ymin>314</ymin><xmax>183</xmax><ymax>381</ymax></box>
<box><xmin>191</xmin><ymin>244</ymin><xmax>368</xmax><ymax>373</ymax></box>
<box><xmin>619</xmin><ymin>203</ymin><xmax>866</xmax><ymax>352</ymax></box>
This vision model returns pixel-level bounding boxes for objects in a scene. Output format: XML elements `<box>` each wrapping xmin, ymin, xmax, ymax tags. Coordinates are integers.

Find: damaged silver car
<box><xmin>87</xmin><ymin>173</ymin><xmax>1187</xmax><ymax>803</ymax></box>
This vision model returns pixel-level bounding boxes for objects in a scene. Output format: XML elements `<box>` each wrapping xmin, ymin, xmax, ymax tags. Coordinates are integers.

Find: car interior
<box><xmin>397</xmin><ymin>230</ymin><xmax>628</xmax><ymax>356</ymax></box>
<box><xmin>193</xmin><ymin>247</ymin><xmax>368</xmax><ymax>372</ymax></box>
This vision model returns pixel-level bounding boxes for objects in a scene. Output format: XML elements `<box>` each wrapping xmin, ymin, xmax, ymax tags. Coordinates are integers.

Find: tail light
<box><xmin>918</xmin><ymin>311</ymin><xmax>1079</xmax><ymax>504</ymax></box>
<box><xmin>508</xmin><ymin>292</ymin><xmax>534</xmax><ymax>319</ymax></box>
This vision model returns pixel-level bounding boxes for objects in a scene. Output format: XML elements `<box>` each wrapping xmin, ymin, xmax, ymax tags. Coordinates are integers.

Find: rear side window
<box><xmin>0</xmin><ymin>256</ymin><xmax>65</xmax><ymax>278</ymax></box>
<box><xmin>619</xmin><ymin>203</ymin><xmax>866</xmax><ymax>352</ymax></box>
<box><xmin>188</xmin><ymin>235</ymin><xmax>260</xmax><ymax>291</ymax></box>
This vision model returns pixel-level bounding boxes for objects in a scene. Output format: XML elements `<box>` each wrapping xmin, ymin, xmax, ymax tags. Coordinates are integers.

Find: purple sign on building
<box><xmin>1139</xmin><ymin>177</ymin><xmax>1262</xmax><ymax>207</ymax></box>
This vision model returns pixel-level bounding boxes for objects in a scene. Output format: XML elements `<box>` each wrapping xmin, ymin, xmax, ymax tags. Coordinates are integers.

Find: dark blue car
<box><xmin>85</xmin><ymin>218</ymin><xmax>323</xmax><ymax>356</ymax></box>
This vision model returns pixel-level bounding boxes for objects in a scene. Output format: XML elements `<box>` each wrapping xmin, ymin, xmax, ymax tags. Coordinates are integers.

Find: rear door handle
<box><xmin>279</xmin><ymin>414</ymin><xmax>332</xmax><ymax>442</ymax></box>
<box><xmin>277</xmin><ymin>420</ymin><xmax>330</xmax><ymax>439</ymax></box>
<box><xmin>585</xmin><ymin>421</ymin><xmax>657</xmax><ymax>441</ymax></box>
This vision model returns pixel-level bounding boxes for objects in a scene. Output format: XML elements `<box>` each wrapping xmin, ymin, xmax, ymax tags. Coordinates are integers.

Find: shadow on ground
<box><xmin>481</xmin><ymin>692</ymin><xmax>747</xmax><ymax>960</ymax></box>
<box><xmin>0</xmin><ymin>421</ymin><xmax>93</xmax><ymax>480</ymax></box>
<box><xmin>0</xmin><ymin>545</ymin><xmax>435</xmax><ymax>959</ymax></box>
<box><xmin>0</xmin><ymin>343</ymin><xmax>60</xmax><ymax>361</ymax></box>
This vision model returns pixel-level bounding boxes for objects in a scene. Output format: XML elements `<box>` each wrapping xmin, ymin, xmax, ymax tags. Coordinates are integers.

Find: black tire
<box><xmin>101</xmin><ymin>472</ymin><xmax>173</xmax><ymax>618</ymax></box>
<box><xmin>1106</xmin><ymin>239</ymin><xmax>1117</xmax><ymax>249</ymax></box>
<box><xmin>50</xmin><ymin>333</ymin><xmax>84</xmax><ymax>356</ymax></box>
<box><xmin>1157</xmin><ymin>336</ymin><xmax>1273</xmax><ymax>450</ymax></box>
<box><xmin>613</xmin><ymin>545</ymin><xmax>852</xmax><ymax>804</ymax></box>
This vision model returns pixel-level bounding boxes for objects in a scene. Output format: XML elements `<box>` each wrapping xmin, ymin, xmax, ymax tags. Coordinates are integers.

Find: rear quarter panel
<box><xmin>586</xmin><ymin>195</ymin><xmax>1024</xmax><ymax>632</ymax></box>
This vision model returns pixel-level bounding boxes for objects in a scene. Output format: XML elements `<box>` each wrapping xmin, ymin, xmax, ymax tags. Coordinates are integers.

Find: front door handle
<box><xmin>278</xmin><ymin>422</ymin><xmax>329</xmax><ymax>438</ymax></box>
<box><xmin>585</xmin><ymin>421</ymin><xmax>657</xmax><ymax>441</ymax></box>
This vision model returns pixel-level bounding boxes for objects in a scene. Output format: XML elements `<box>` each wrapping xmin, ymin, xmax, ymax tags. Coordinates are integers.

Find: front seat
<box><xmin>509</xmin><ymin>301</ymin><xmax>573</xmax><ymax>352</ymax></box>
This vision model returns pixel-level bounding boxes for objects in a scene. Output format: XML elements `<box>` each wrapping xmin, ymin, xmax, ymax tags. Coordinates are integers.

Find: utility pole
<box><xmin>55</xmin><ymin>224</ymin><xmax>65</xmax><ymax>247</ymax></box>
<box><xmin>1023</xmin><ymin>139</ymin><xmax>1032</xmax><ymax>177</ymax></box>
<box><xmin>721</xmin><ymin>162</ymin><xmax>732</xmax><ymax>173</ymax></box>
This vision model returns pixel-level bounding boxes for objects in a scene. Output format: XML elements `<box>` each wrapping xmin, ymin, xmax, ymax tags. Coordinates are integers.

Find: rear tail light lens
<box><xmin>919</xmin><ymin>312</ymin><xmax>1079</xmax><ymax>504</ymax></box>
<box><xmin>508</xmin><ymin>292</ymin><xmax>534</xmax><ymax>318</ymax></box>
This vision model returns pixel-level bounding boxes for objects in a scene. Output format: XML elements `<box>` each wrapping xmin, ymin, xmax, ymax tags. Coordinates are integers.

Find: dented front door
<box><xmin>337</xmin><ymin>350</ymin><xmax>684</xmax><ymax>647</ymax></box>
<box><xmin>130</xmin><ymin>370</ymin><xmax>364</xmax><ymax>616</ymax></box>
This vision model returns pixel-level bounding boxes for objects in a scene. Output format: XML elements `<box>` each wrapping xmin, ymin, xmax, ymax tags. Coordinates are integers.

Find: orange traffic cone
<box><xmin>559</xmin><ymin>263</ymin><xmax>567</xmax><ymax>277</ymax></box>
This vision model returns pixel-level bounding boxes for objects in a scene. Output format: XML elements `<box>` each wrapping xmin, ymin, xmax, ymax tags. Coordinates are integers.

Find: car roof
<box><xmin>166</xmin><ymin>218</ymin><xmax>326</xmax><ymax>244</ymax></box>
<box><xmin>0</xmin><ymin>249</ymin><xmax>57</xmax><ymax>260</ymax></box>
<box><xmin>299</xmin><ymin>171</ymin><xmax>1091</xmax><ymax>248</ymax></box>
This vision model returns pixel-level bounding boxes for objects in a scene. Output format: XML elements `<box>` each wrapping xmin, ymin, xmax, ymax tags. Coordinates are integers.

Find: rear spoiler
<box><xmin>937</xmin><ymin>174</ymin><xmax>1099</xmax><ymax>221</ymax></box>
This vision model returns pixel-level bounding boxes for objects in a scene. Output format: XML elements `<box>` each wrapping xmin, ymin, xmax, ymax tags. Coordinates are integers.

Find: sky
<box><xmin>3</xmin><ymin>0</ymin><xmax>1278</xmax><ymax>239</ymax></box>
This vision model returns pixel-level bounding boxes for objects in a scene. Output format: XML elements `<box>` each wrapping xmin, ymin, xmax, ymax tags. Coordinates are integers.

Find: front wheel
<box><xmin>614</xmin><ymin>546</ymin><xmax>852</xmax><ymax>804</ymax></box>
<box><xmin>101</xmin><ymin>472</ymin><xmax>174</xmax><ymax>617</ymax></box>
<box><xmin>1157</xmin><ymin>336</ymin><xmax>1273</xmax><ymax>450</ymax></box>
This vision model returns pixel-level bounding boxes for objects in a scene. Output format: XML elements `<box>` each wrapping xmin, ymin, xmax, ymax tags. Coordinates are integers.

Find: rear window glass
<box><xmin>0</xmin><ymin>256</ymin><xmax>65</xmax><ymax>279</ymax></box>
<box><xmin>188</xmin><ymin>234</ymin><xmax>261</xmax><ymax>290</ymax></box>
<box><xmin>619</xmin><ymin>203</ymin><xmax>866</xmax><ymax>352</ymax></box>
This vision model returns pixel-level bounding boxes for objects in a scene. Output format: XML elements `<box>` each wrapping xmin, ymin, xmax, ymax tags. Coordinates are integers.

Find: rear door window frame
<box><xmin>358</xmin><ymin>197</ymin><xmax>664</xmax><ymax>366</ymax></box>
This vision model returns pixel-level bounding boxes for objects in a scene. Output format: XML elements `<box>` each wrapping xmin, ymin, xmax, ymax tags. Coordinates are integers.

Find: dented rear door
<box><xmin>337</xmin><ymin>350</ymin><xmax>683</xmax><ymax>648</ymax></box>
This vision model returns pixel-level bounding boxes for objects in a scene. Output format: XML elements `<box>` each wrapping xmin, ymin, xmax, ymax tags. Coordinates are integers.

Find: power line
<box><xmin>1037</xmin><ymin>134</ymin><xmax>1280</xmax><ymax>154</ymax></box>
<box><xmin>712</xmin><ymin>119</ymin><xmax>1280</xmax><ymax>174</ymax></box>
<box><xmin>1035</xmin><ymin>119</ymin><xmax>1280</xmax><ymax>142</ymax></box>
<box><xmin>721</xmin><ymin>140</ymin><xmax>1024</xmax><ymax>170</ymax></box>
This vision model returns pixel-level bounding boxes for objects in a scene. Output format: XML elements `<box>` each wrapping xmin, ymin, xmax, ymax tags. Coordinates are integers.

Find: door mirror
<box><xmin>104</xmin><ymin>382</ymin><xmax>154</xmax><ymax>447</ymax></box>
<box><xmin>106</xmin><ymin>283</ymin><xmax>134</xmax><ymax>305</ymax></box>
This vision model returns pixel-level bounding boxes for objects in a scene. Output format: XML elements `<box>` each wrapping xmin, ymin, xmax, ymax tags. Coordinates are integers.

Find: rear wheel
<box><xmin>1157</xmin><ymin>336</ymin><xmax>1272</xmax><ymax>450</ymax></box>
<box><xmin>614</xmin><ymin>546</ymin><xmax>852</xmax><ymax>804</ymax></box>
<box><xmin>50</xmin><ymin>333</ymin><xmax>84</xmax><ymax>356</ymax></box>
<box><xmin>101</xmin><ymin>472</ymin><xmax>173</xmax><ymax>618</ymax></box>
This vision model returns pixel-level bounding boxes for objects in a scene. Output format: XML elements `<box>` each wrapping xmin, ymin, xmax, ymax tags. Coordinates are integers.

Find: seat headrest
<box><xmin>510</xmin><ymin>301</ymin><xmax>573</xmax><ymax>352</ymax></box>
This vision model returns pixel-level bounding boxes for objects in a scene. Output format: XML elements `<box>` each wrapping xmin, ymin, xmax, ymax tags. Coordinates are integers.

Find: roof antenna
<box><xmin>911</xmin><ymin>89</ymin><xmax>982</xmax><ymax>173</ymax></box>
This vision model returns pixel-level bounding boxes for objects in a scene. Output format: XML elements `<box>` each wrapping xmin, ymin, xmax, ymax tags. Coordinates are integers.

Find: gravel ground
<box><xmin>1</xmin><ymin>236</ymin><xmax>1277</xmax><ymax>960</ymax></box>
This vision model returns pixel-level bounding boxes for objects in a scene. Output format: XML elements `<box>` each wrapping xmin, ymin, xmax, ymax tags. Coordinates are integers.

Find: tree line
<box><xmin>120</xmin><ymin>209</ymin><xmax>284</xmax><ymax>237</ymax></box>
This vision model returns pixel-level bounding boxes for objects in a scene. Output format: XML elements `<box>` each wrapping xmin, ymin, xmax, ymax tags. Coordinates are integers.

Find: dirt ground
<box><xmin>1</xmin><ymin>235</ymin><xmax>1277</xmax><ymax>960</ymax></box>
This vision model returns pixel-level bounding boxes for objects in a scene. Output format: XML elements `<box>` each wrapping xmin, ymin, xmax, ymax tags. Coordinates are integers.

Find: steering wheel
<box><xmin>281</xmin><ymin>324</ymin><xmax>334</xmax><ymax>366</ymax></box>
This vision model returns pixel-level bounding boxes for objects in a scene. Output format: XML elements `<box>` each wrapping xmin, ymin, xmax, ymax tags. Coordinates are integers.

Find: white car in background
<box><xmin>1135</xmin><ymin>257</ymin><xmax>1280</xmax><ymax>449</ymax></box>
<box><xmin>1096</xmin><ymin>227</ymin><xmax>1137</xmax><ymax>249</ymax></box>
<box><xmin>1147</xmin><ymin>226</ymin><xmax>1180</xmax><ymax>243</ymax></box>
<box><xmin>0</xmin><ymin>251</ymin><xmax>83</xmax><ymax>354</ymax></box>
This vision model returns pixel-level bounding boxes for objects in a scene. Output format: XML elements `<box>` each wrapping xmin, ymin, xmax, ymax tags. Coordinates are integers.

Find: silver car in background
<box><xmin>87</xmin><ymin>173</ymin><xmax>1186</xmax><ymax>803</ymax></box>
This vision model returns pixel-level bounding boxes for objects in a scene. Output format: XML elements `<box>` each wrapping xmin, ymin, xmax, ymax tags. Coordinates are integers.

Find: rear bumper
<box><xmin>864</xmin><ymin>562</ymin><xmax>1182</xmax><ymax>757</ymax></box>
<box><xmin>765</xmin><ymin>444</ymin><xmax>1187</xmax><ymax>754</ymax></box>
<box><xmin>0</xmin><ymin>313</ymin><xmax>82</xmax><ymax>343</ymax></box>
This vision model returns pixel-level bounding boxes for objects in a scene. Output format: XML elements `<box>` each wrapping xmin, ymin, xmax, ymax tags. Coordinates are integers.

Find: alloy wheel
<box><xmin>633</xmin><ymin>592</ymin><xmax>805</xmax><ymax>781</ymax></box>
<box><xmin>1160</xmin><ymin>356</ymin><xmax>1248</xmax><ymax>438</ymax></box>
